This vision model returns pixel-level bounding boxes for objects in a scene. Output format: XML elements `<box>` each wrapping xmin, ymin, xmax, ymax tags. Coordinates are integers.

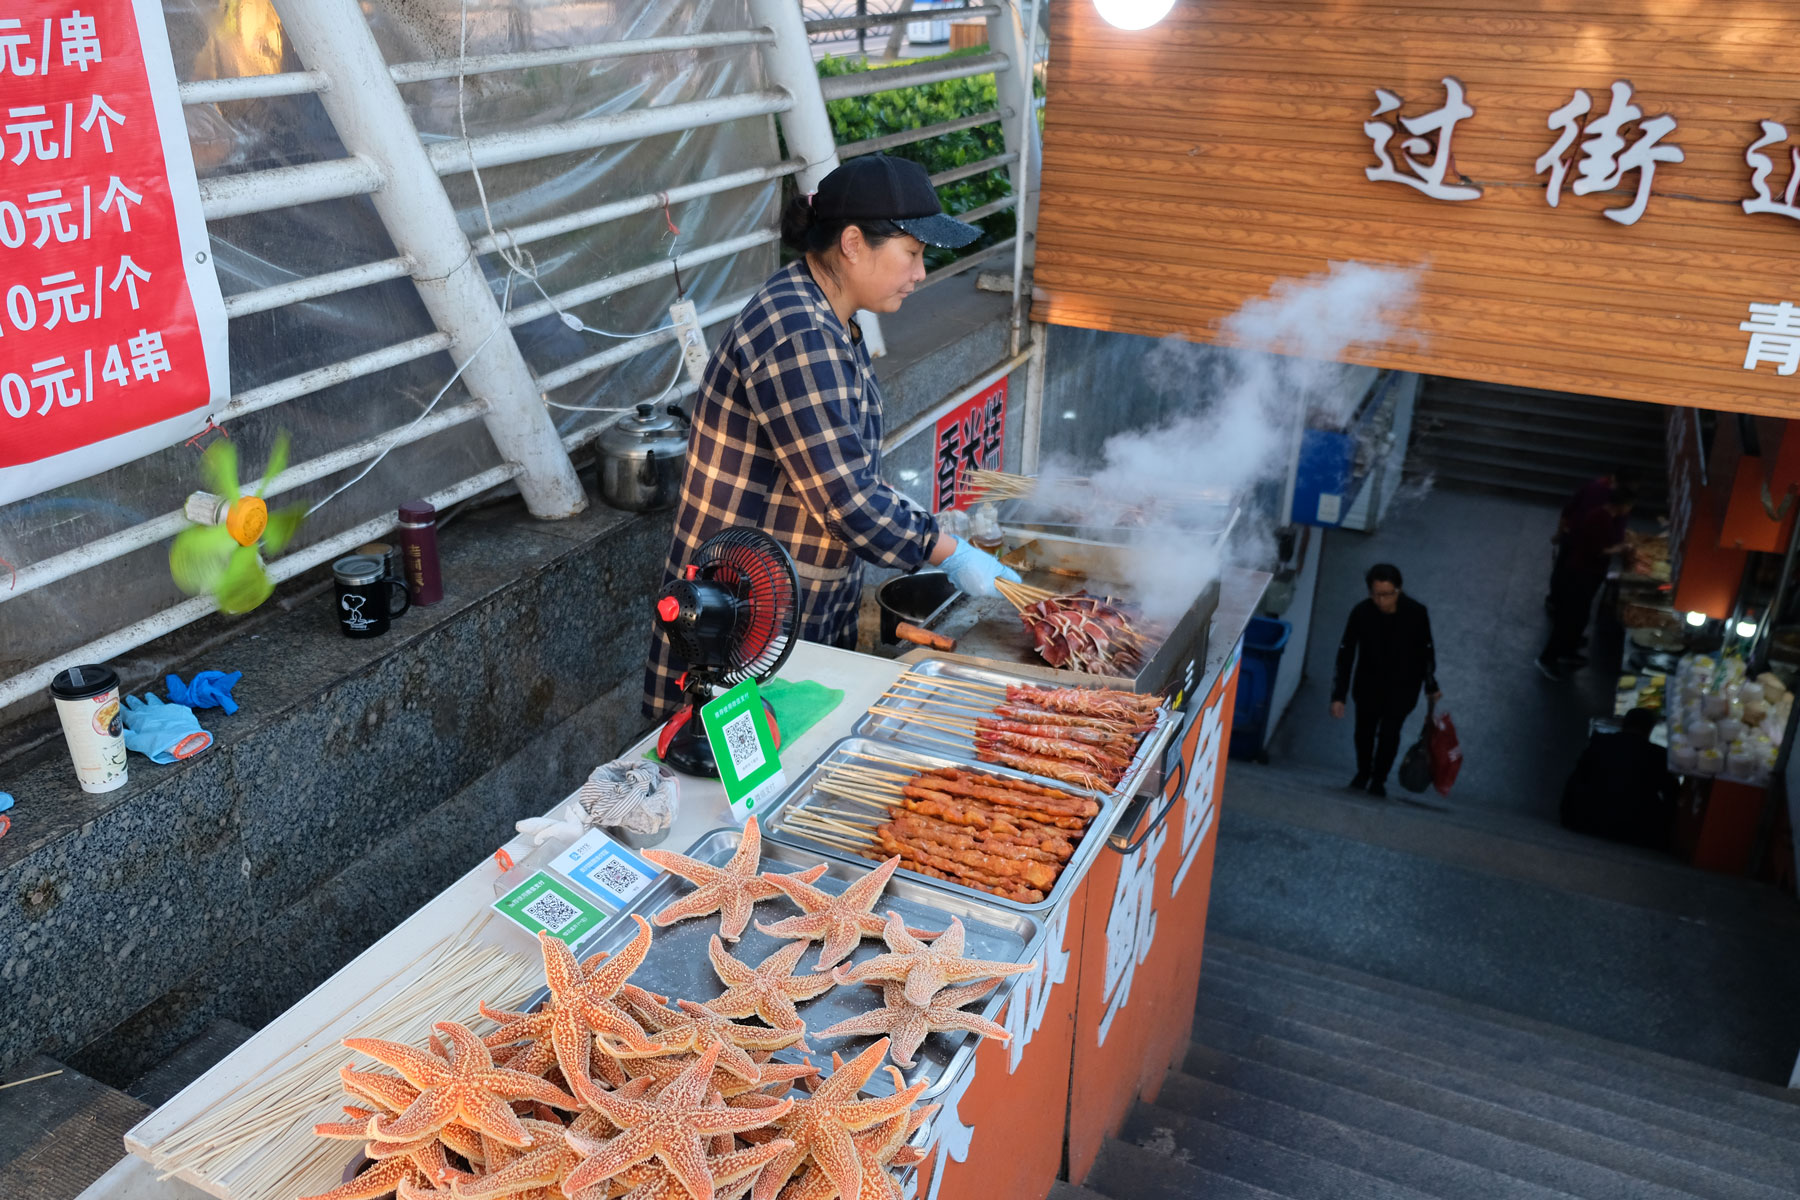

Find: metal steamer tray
<box><xmin>763</xmin><ymin>736</ymin><xmax>1128</xmax><ymax>916</ymax></box>
<box><xmin>997</xmin><ymin>489</ymin><xmax>1240</xmax><ymax>547</ymax></box>
<box><xmin>528</xmin><ymin>828</ymin><xmax>1044</xmax><ymax>1104</ymax></box>
<box><xmin>852</xmin><ymin>657</ymin><xmax>1177</xmax><ymax>801</ymax></box>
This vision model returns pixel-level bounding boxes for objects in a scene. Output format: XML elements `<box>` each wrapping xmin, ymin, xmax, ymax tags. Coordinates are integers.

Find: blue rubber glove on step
<box><xmin>166</xmin><ymin>670</ymin><xmax>243</xmax><ymax>714</ymax></box>
<box><xmin>122</xmin><ymin>694</ymin><xmax>214</xmax><ymax>763</ymax></box>
<box><xmin>940</xmin><ymin>538</ymin><xmax>1022</xmax><ymax>599</ymax></box>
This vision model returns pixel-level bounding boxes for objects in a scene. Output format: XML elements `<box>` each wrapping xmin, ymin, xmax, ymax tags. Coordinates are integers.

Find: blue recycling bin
<box><xmin>1231</xmin><ymin>616</ymin><xmax>1292</xmax><ymax>761</ymax></box>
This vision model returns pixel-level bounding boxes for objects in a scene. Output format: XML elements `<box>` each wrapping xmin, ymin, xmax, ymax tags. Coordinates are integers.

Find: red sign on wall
<box><xmin>932</xmin><ymin>378</ymin><xmax>1006</xmax><ymax>512</ymax></box>
<box><xmin>0</xmin><ymin>0</ymin><xmax>227</xmax><ymax>505</ymax></box>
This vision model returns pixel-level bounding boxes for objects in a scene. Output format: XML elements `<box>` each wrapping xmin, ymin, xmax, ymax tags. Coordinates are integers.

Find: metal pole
<box><xmin>1000</xmin><ymin>0</ymin><xmax>1042</xmax><ymax>355</ymax></box>
<box><xmin>270</xmin><ymin>0</ymin><xmax>587</xmax><ymax>519</ymax></box>
<box><xmin>750</xmin><ymin>0</ymin><xmax>890</xmax><ymax>352</ymax></box>
<box><xmin>1020</xmin><ymin>321</ymin><xmax>1049</xmax><ymax>475</ymax></box>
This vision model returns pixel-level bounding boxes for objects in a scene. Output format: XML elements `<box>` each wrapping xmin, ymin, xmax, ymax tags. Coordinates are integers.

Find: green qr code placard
<box><xmin>492</xmin><ymin>870</ymin><xmax>608</xmax><ymax>945</ymax></box>
<box><xmin>700</xmin><ymin>677</ymin><xmax>786</xmax><ymax>822</ymax></box>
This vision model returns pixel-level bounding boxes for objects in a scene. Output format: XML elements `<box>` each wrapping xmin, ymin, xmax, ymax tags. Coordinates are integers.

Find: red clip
<box><xmin>184</xmin><ymin>417</ymin><xmax>230</xmax><ymax>450</ymax></box>
<box><xmin>0</xmin><ymin>554</ymin><xmax>14</xmax><ymax>592</ymax></box>
<box><xmin>493</xmin><ymin>848</ymin><xmax>515</xmax><ymax>872</ymax></box>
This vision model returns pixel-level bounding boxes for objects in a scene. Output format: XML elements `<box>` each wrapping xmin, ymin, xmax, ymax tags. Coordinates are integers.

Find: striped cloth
<box><xmin>642</xmin><ymin>259</ymin><xmax>938</xmax><ymax>717</ymax></box>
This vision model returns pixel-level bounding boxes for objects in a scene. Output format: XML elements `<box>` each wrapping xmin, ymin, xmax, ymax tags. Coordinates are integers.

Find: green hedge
<box><xmin>813</xmin><ymin>48</ymin><xmax>1037</xmax><ymax>269</ymax></box>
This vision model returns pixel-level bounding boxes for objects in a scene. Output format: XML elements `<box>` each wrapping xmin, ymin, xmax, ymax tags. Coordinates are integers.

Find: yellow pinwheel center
<box><xmin>225</xmin><ymin>496</ymin><xmax>268</xmax><ymax>546</ymax></box>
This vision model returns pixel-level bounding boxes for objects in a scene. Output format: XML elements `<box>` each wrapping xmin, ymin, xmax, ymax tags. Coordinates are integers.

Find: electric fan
<box><xmin>654</xmin><ymin>527</ymin><xmax>801</xmax><ymax>777</ymax></box>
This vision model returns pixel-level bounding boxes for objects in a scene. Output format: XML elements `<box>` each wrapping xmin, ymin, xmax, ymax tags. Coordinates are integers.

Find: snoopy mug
<box><xmin>333</xmin><ymin>554</ymin><xmax>410</xmax><ymax>639</ymax></box>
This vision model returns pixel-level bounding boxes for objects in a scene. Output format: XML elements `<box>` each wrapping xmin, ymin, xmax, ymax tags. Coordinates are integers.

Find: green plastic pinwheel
<box><xmin>169</xmin><ymin>434</ymin><xmax>304</xmax><ymax>614</ymax></box>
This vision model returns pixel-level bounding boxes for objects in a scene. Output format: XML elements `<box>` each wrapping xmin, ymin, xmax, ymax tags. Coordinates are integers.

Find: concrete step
<box><xmin>1197</xmin><ymin>965</ymin><xmax>1800</xmax><ymax>1186</ymax></box>
<box><xmin>1181</xmin><ymin>1039</ymin><xmax>1724</xmax><ymax>1200</ymax></box>
<box><xmin>1410</xmin><ymin>462</ymin><xmax>1576</xmax><ymax>502</ymax></box>
<box><xmin>1046</xmin><ymin>1182</ymin><xmax>1110</xmax><ymax>1200</ymax></box>
<box><xmin>1409</xmin><ymin>442</ymin><xmax>1625</xmax><ymax>489</ymax></box>
<box><xmin>1414</xmin><ymin>425</ymin><xmax>1663</xmax><ymax>471</ymax></box>
<box><xmin>1186</xmin><ymin>1021</ymin><xmax>1718</xmax><ymax>1200</ymax></box>
<box><xmin>1080</xmin><ymin>1133</ymin><xmax>1287</xmax><ymax>1200</ymax></box>
<box><xmin>1206</xmin><ymin>934</ymin><xmax>1800</xmax><ymax>1118</ymax></box>
<box><xmin>1120</xmin><ymin>1100</ymin><xmax>1445</xmax><ymax>1200</ymax></box>
<box><xmin>1155</xmin><ymin>1068</ymin><xmax>1584</xmax><ymax>1200</ymax></box>
<box><xmin>0</xmin><ymin>1055</ymin><xmax>151</xmax><ymax>1200</ymax></box>
<box><xmin>1418</xmin><ymin>379</ymin><xmax>1664</xmax><ymax>425</ymax></box>
<box><xmin>125</xmin><ymin>1020</ymin><xmax>254</xmax><ymax>1109</ymax></box>
<box><xmin>1190</xmin><ymin>1004</ymin><xmax>1791</xmax><ymax>1200</ymax></box>
<box><xmin>1415</xmin><ymin>400</ymin><xmax>1668</xmax><ymax>448</ymax></box>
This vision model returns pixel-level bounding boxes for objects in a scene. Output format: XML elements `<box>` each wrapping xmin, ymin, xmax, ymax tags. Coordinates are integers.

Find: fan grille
<box><xmin>690</xmin><ymin>527</ymin><xmax>799</xmax><ymax>685</ymax></box>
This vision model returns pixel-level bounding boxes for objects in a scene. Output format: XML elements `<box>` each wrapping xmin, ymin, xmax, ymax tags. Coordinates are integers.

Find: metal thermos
<box><xmin>396</xmin><ymin>500</ymin><xmax>443</xmax><ymax>606</ymax></box>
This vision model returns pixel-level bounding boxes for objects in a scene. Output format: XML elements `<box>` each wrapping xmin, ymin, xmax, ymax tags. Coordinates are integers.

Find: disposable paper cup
<box><xmin>49</xmin><ymin>665</ymin><xmax>128</xmax><ymax>794</ymax></box>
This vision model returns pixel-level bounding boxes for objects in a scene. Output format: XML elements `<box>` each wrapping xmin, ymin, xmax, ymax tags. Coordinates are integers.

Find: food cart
<box><xmin>79</xmin><ymin>567</ymin><xmax>1264</xmax><ymax>1200</ymax></box>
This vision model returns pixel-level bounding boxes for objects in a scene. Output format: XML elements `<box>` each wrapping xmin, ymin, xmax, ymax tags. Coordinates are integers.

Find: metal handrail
<box><xmin>536</xmin><ymin>293</ymin><xmax>751</xmax><ymax>393</ymax></box>
<box><xmin>505</xmin><ymin>230</ymin><xmax>780</xmax><ymax>330</ymax></box>
<box><xmin>197</xmin><ymin>156</ymin><xmax>385</xmax><ymax>221</ymax></box>
<box><xmin>838</xmin><ymin>108</ymin><xmax>1011</xmax><ymax>159</ymax></box>
<box><xmin>428</xmin><ymin>91</ymin><xmax>792</xmax><ymax>175</ymax></box>
<box><xmin>917</xmin><ymin>235</ymin><xmax>1014</xmax><ymax>291</ymax></box>
<box><xmin>389</xmin><ymin>30</ymin><xmax>776</xmax><ymax>83</ymax></box>
<box><xmin>803</xmin><ymin>4</ymin><xmax>999</xmax><ymax>33</ymax></box>
<box><xmin>224</xmin><ymin>258</ymin><xmax>415</xmax><ymax>319</ymax></box>
<box><xmin>222</xmin><ymin>333</ymin><xmax>454</xmax><ymax>421</ymax></box>
<box><xmin>954</xmin><ymin>193</ymin><xmax>1017</xmax><ymax>224</ymax></box>
<box><xmin>819</xmin><ymin>52</ymin><xmax>1009</xmax><ymax>102</ymax></box>
<box><xmin>931</xmin><ymin>151</ymin><xmax>1018</xmax><ymax>188</ymax></box>
<box><xmin>179</xmin><ymin>72</ymin><xmax>329</xmax><ymax>104</ymax></box>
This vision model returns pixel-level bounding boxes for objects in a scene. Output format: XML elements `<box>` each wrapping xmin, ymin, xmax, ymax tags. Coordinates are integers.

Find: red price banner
<box><xmin>0</xmin><ymin>0</ymin><xmax>226</xmax><ymax>505</ymax></box>
<box><xmin>932</xmin><ymin>377</ymin><xmax>1006</xmax><ymax>512</ymax></box>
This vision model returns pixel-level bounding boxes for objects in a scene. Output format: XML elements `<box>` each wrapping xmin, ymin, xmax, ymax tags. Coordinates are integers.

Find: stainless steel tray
<box><xmin>852</xmin><ymin>657</ymin><xmax>1176</xmax><ymax>800</ymax></box>
<box><xmin>763</xmin><ymin>736</ymin><xmax>1129</xmax><ymax>916</ymax></box>
<box><xmin>514</xmin><ymin>828</ymin><xmax>1044</xmax><ymax>1104</ymax></box>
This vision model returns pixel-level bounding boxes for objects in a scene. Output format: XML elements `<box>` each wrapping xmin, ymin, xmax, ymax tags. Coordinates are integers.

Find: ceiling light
<box><xmin>1685</xmin><ymin>610</ymin><xmax>1707</xmax><ymax>627</ymax></box>
<box><xmin>1736</xmin><ymin>619</ymin><xmax>1759</xmax><ymax>639</ymax></box>
<box><xmin>1093</xmin><ymin>0</ymin><xmax>1176</xmax><ymax>31</ymax></box>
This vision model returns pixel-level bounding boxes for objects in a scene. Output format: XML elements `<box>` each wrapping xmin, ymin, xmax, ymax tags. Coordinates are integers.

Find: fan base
<box><xmin>656</xmin><ymin>699</ymin><xmax>783</xmax><ymax>779</ymax></box>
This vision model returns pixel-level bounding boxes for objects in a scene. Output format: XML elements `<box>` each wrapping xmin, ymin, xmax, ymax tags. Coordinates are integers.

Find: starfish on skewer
<box><xmin>703</xmin><ymin>937</ymin><xmax>837</xmax><ymax>1045</ymax></box>
<box><xmin>746</xmin><ymin>1038</ymin><xmax>929</xmax><ymax>1200</ymax></box>
<box><xmin>342</xmin><ymin>1021</ymin><xmax>579</xmax><ymax>1149</ymax></box>
<box><xmin>563</xmin><ymin>1045</ymin><xmax>795</xmax><ymax>1200</ymax></box>
<box><xmin>643</xmin><ymin>815</ymin><xmax>829</xmax><ymax>941</ymax></box>
<box><xmin>833</xmin><ymin>913</ymin><xmax>1033</xmax><ymax>1006</ymax></box>
<box><xmin>813</xmin><ymin>978</ymin><xmax>1010</xmax><ymax>1069</ymax></box>
<box><xmin>754</xmin><ymin>855</ymin><xmax>920</xmax><ymax>971</ymax></box>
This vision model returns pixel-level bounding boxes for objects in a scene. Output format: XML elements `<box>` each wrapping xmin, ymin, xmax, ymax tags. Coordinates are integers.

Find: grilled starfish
<box><xmin>300</xmin><ymin>1156</ymin><xmax>436</xmax><ymax>1200</ymax></box>
<box><xmin>622</xmin><ymin>1051</ymin><xmax>817</xmax><ymax>1101</ymax></box>
<box><xmin>599</xmin><ymin>1138</ymin><xmax>796</xmax><ymax>1200</ymax></box>
<box><xmin>480</xmin><ymin>924</ymin><xmax>690</xmax><ymax>1107</ymax></box>
<box><xmin>643</xmin><ymin>816</ymin><xmax>829</xmax><ymax>941</ymax></box>
<box><xmin>776</xmin><ymin>1094</ymin><xmax>938</xmax><ymax>1200</ymax></box>
<box><xmin>563</xmin><ymin>1045</ymin><xmax>795</xmax><ymax>1200</ymax></box>
<box><xmin>335</xmin><ymin>1067</ymin><xmax>488</xmax><ymax>1170</ymax></box>
<box><xmin>746</xmin><ymin>1039</ymin><xmax>927</xmax><ymax>1200</ymax></box>
<box><xmin>813</xmin><ymin>978</ymin><xmax>1009</xmax><ymax>1069</ymax></box>
<box><xmin>704</xmin><ymin>937</ymin><xmax>837</xmax><ymax>1042</ymax></box>
<box><xmin>344</xmin><ymin>1021</ymin><xmax>579</xmax><ymax>1149</ymax></box>
<box><xmin>444</xmin><ymin>1116</ymin><xmax>586</xmax><ymax>1200</ymax></box>
<box><xmin>833</xmin><ymin>914</ymin><xmax>1033</xmax><ymax>1006</ymax></box>
<box><xmin>620</xmin><ymin>990</ymin><xmax>807</xmax><ymax>1082</ymax></box>
<box><xmin>754</xmin><ymin>855</ymin><xmax>909</xmax><ymax>971</ymax></box>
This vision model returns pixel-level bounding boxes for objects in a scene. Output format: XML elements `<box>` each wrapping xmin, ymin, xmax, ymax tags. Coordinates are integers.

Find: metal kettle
<box><xmin>597</xmin><ymin>402</ymin><xmax>689</xmax><ymax>512</ymax></box>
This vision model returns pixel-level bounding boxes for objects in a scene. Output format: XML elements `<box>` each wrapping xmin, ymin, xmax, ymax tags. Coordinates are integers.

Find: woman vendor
<box><xmin>643</xmin><ymin>155</ymin><xmax>1019</xmax><ymax>716</ymax></box>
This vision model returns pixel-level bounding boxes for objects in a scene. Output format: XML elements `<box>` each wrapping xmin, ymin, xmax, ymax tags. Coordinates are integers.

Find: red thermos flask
<box><xmin>397</xmin><ymin>500</ymin><xmax>443</xmax><ymax>606</ymax></box>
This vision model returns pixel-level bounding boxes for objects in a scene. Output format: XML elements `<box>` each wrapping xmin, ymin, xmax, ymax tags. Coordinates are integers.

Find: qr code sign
<box><xmin>721</xmin><ymin>710</ymin><xmax>765</xmax><ymax>775</ymax></box>
<box><xmin>522</xmin><ymin>891</ymin><xmax>582</xmax><ymax>933</ymax></box>
<box><xmin>591</xmin><ymin>854</ymin><xmax>650</xmax><ymax>900</ymax></box>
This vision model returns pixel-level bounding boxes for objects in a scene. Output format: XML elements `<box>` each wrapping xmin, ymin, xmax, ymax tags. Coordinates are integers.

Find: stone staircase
<box><xmin>1055</xmin><ymin>936</ymin><xmax>1800</xmax><ymax>1200</ymax></box>
<box><xmin>1408</xmin><ymin>377</ymin><xmax>1669</xmax><ymax>505</ymax></box>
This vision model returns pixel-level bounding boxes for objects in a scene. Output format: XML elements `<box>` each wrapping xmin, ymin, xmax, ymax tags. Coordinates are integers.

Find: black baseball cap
<box><xmin>813</xmin><ymin>154</ymin><xmax>983</xmax><ymax>249</ymax></box>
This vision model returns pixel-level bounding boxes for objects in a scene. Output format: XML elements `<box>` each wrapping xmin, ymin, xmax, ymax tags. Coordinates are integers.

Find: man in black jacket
<box><xmin>1331</xmin><ymin>563</ymin><xmax>1442</xmax><ymax>797</ymax></box>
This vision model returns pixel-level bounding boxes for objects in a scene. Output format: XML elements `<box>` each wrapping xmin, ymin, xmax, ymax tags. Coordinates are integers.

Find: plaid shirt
<box><xmin>642</xmin><ymin>259</ymin><xmax>938</xmax><ymax>716</ymax></box>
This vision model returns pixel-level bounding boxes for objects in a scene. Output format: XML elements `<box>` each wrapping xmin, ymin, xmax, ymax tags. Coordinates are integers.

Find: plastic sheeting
<box><xmin>0</xmin><ymin>0</ymin><xmax>781</xmax><ymax>711</ymax></box>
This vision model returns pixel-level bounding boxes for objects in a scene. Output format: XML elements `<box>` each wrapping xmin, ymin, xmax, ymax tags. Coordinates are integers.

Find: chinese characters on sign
<box><xmin>932</xmin><ymin>378</ymin><xmax>1007</xmax><ymax>512</ymax></box>
<box><xmin>1741</xmin><ymin>303</ymin><xmax>1800</xmax><ymax>376</ymax></box>
<box><xmin>1537</xmin><ymin>81</ymin><xmax>1683</xmax><ymax>225</ymax></box>
<box><xmin>1363</xmin><ymin>77</ymin><xmax>1482</xmax><ymax>201</ymax></box>
<box><xmin>0</xmin><ymin>0</ymin><xmax>227</xmax><ymax>506</ymax></box>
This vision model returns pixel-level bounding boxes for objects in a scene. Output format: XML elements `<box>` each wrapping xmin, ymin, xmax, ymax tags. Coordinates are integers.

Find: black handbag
<box><xmin>1398</xmin><ymin>722</ymin><xmax>1433</xmax><ymax>793</ymax></box>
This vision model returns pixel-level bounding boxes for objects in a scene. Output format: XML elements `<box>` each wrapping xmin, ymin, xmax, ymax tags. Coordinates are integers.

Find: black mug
<box><xmin>333</xmin><ymin>554</ymin><xmax>410</xmax><ymax>639</ymax></box>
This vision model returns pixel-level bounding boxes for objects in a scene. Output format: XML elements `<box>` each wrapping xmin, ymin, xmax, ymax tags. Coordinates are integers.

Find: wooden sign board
<box><xmin>1033</xmin><ymin>0</ymin><xmax>1800</xmax><ymax>417</ymax></box>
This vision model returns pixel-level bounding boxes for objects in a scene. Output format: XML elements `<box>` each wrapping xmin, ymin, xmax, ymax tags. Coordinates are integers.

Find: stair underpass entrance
<box><xmin>1055</xmin><ymin>478</ymin><xmax>1800</xmax><ymax>1199</ymax></box>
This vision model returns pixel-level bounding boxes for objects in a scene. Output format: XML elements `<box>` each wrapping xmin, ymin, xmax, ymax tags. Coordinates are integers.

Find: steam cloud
<box><xmin>1035</xmin><ymin>261</ymin><xmax>1422</xmax><ymax>622</ymax></box>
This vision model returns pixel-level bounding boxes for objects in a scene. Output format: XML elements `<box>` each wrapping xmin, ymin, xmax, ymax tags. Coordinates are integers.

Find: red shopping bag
<box><xmin>1426</xmin><ymin>708</ymin><xmax>1463</xmax><ymax>796</ymax></box>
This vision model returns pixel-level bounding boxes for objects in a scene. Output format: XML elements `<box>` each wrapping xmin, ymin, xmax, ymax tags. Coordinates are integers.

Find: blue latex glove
<box><xmin>166</xmin><ymin>670</ymin><xmax>243</xmax><ymax>715</ymax></box>
<box><xmin>121</xmin><ymin>694</ymin><xmax>214</xmax><ymax>763</ymax></box>
<box><xmin>940</xmin><ymin>538</ymin><xmax>1022</xmax><ymax>599</ymax></box>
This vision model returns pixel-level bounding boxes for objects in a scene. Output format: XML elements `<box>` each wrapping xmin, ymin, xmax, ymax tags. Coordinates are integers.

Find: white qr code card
<box><xmin>552</xmin><ymin>828</ymin><xmax>661</xmax><ymax>911</ymax></box>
